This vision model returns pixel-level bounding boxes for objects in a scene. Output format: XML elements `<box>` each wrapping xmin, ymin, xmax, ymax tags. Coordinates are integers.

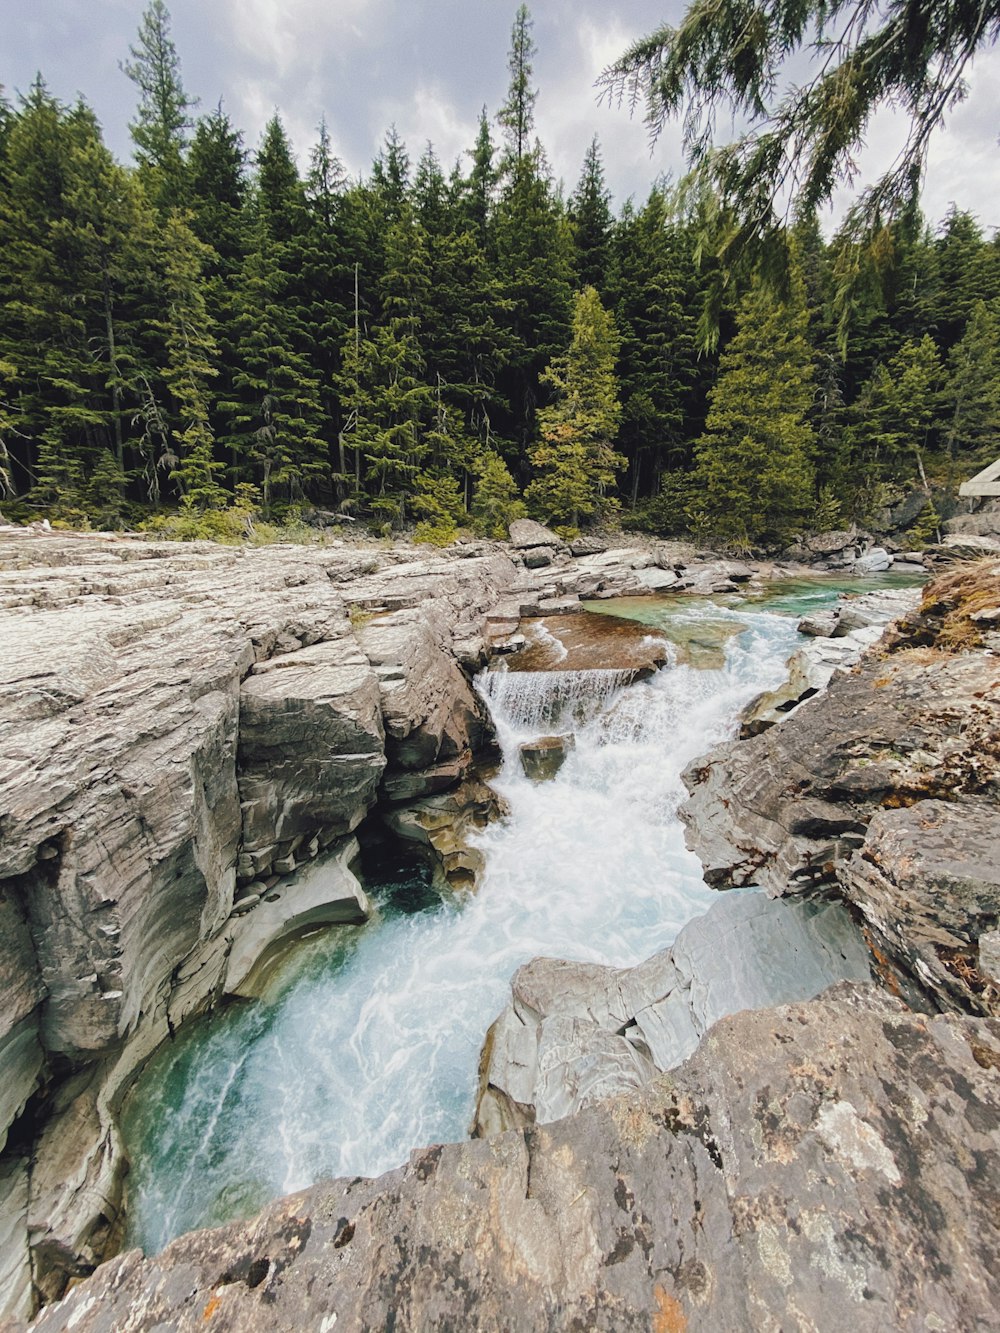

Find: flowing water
<box><xmin>120</xmin><ymin>583</ymin><xmax>887</xmax><ymax>1254</ymax></box>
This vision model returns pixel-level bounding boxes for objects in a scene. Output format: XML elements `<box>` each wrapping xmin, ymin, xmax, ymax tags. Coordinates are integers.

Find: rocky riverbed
<box><xmin>0</xmin><ymin>523</ymin><xmax>997</xmax><ymax>1330</ymax></box>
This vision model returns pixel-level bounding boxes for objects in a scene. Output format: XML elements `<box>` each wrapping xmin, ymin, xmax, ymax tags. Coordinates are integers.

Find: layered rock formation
<box><xmin>680</xmin><ymin>560</ymin><xmax>1000</xmax><ymax>1013</ymax></box>
<box><xmin>0</xmin><ymin>531</ymin><xmax>520</xmax><ymax>1318</ymax></box>
<box><xmin>19</xmin><ymin>984</ymin><xmax>1000</xmax><ymax>1333</ymax></box>
<box><xmin>7</xmin><ymin>530</ymin><xmax>995</xmax><ymax>1332</ymax></box>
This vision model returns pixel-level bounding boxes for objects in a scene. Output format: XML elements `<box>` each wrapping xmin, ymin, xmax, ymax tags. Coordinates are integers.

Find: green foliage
<box><xmin>527</xmin><ymin>287</ymin><xmax>625</xmax><ymax>527</ymax></box>
<box><xmin>600</xmin><ymin>0</ymin><xmax>1000</xmax><ymax>334</ymax></box>
<box><xmin>121</xmin><ymin>0</ymin><xmax>197</xmax><ymax>208</ymax></box>
<box><xmin>947</xmin><ymin>300</ymin><xmax>1000</xmax><ymax>461</ymax></box>
<box><xmin>471</xmin><ymin>452</ymin><xmax>525</xmax><ymax>538</ymax></box>
<box><xmin>848</xmin><ymin>335</ymin><xmax>944</xmax><ymax>482</ymax></box>
<box><xmin>907</xmin><ymin>500</ymin><xmax>941</xmax><ymax>548</ymax></box>
<box><xmin>413</xmin><ymin>470</ymin><xmax>465</xmax><ymax>545</ymax></box>
<box><xmin>2</xmin><ymin>3</ymin><xmax>997</xmax><ymax>547</ymax></box>
<box><xmin>690</xmin><ymin>274</ymin><xmax>815</xmax><ymax>550</ymax></box>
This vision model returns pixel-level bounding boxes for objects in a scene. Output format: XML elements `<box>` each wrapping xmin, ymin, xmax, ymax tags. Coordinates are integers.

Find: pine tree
<box><xmin>471</xmin><ymin>451</ymin><xmax>525</xmax><ymax>538</ymax></box>
<box><xmin>459</xmin><ymin>110</ymin><xmax>497</xmax><ymax>251</ymax></box>
<box><xmin>121</xmin><ymin>0</ymin><xmax>197</xmax><ymax>209</ymax></box>
<box><xmin>607</xmin><ymin>187</ymin><xmax>700</xmax><ymax>502</ymax></box>
<box><xmin>691</xmin><ymin>276</ymin><xmax>816</xmax><ymax>550</ymax></box>
<box><xmin>255</xmin><ymin>114</ymin><xmax>305</xmax><ymax>243</ymax></box>
<box><xmin>0</xmin><ymin>84</ymin><xmax>154</xmax><ymax>510</ymax></box>
<box><xmin>494</xmin><ymin>154</ymin><xmax>573</xmax><ymax>451</ymax></box>
<box><xmin>947</xmin><ymin>300</ymin><xmax>1000</xmax><ymax>461</ymax></box>
<box><xmin>153</xmin><ymin>213</ymin><xmax>224</xmax><ymax>507</ymax></box>
<box><xmin>340</xmin><ymin>323</ymin><xmax>431</xmax><ymax>528</ymax></box>
<box><xmin>848</xmin><ymin>334</ymin><xmax>944</xmax><ymax>483</ymax></box>
<box><xmin>497</xmin><ymin>5</ymin><xmax>537</xmax><ymax>167</ymax></box>
<box><xmin>527</xmin><ymin>286</ymin><xmax>624</xmax><ymax>529</ymax></box>
<box><xmin>223</xmin><ymin>213</ymin><xmax>328</xmax><ymax>511</ymax></box>
<box><xmin>569</xmin><ymin>138</ymin><xmax>612</xmax><ymax>293</ymax></box>
<box><xmin>187</xmin><ymin>105</ymin><xmax>247</xmax><ymax>270</ymax></box>
<box><xmin>371</xmin><ymin>126</ymin><xmax>410</xmax><ymax>225</ymax></box>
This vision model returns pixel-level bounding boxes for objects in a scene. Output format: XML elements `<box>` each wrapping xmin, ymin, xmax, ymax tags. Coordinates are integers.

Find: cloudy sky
<box><xmin>3</xmin><ymin>0</ymin><xmax>999</xmax><ymax>231</ymax></box>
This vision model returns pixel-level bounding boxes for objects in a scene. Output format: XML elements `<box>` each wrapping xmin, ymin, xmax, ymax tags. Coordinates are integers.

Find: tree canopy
<box><xmin>600</xmin><ymin>0</ymin><xmax>1000</xmax><ymax>323</ymax></box>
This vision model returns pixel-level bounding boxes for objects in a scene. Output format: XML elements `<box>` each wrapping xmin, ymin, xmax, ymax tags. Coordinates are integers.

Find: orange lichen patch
<box><xmin>861</xmin><ymin>928</ymin><xmax>903</xmax><ymax>997</ymax></box>
<box><xmin>202</xmin><ymin>1292</ymin><xmax>222</xmax><ymax>1320</ymax></box>
<box><xmin>653</xmin><ymin>1284</ymin><xmax>688</xmax><ymax>1333</ymax></box>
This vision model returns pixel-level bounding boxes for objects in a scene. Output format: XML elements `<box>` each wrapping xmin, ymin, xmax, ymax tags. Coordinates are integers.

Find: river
<box><xmin>119</xmin><ymin>579</ymin><xmax>906</xmax><ymax>1253</ymax></box>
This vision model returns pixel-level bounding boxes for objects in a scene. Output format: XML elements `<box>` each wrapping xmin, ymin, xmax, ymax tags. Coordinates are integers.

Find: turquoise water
<box><xmin>121</xmin><ymin>581</ymin><xmax>871</xmax><ymax>1254</ymax></box>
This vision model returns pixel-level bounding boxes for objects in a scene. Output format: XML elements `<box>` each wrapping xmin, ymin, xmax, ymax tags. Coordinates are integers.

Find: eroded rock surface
<box><xmin>20</xmin><ymin>985</ymin><xmax>1000</xmax><ymax>1333</ymax></box>
<box><xmin>474</xmin><ymin>891</ymin><xmax>872</xmax><ymax>1135</ymax></box>
<box><xmin>0</xmin><ymin>531</ymin><xmax>519</xmax><ymax>1317</ymax></box>
<box><xmin>682</xmin><ymin>563</ymin><xmax>1000</xmax><ymax>1016</ymax></box>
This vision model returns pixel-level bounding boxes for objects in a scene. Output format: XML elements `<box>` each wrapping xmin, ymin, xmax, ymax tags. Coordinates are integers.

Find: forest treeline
<box><xmin>1</xmin><ymin>2</ymin><xmax>999</xmax><ymax>550</ymax></box>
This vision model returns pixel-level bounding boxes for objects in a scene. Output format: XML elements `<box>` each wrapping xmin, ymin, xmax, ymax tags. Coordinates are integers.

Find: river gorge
<box><xmin>0</xmin><ymin>524</ymin><xmax>997</xmax><ymax>1331</ymax></box>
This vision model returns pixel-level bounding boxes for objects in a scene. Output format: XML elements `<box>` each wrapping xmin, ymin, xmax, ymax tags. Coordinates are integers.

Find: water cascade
<box><xmin>122</xmin><ymin>597</ymin><xmax>808</xmax><ymax>1254</ymax></box>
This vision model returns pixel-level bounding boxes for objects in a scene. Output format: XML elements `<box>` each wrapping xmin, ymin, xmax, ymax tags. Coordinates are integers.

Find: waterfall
<box><xmin>477</xmin><ymin>666</ymin><xmax>633</xmax><ymax>733</ymax></box>
<box><xmin>121</xmin><ymin>596</ymin><xmax>806</xmax><ymax>1255</ymax></box>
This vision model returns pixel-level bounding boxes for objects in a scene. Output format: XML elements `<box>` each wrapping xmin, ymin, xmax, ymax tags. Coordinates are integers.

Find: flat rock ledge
<box><xmin>15</xmin><ymin>984</ymin><xmax>1000</xmax><ymax>1333</ymax></box>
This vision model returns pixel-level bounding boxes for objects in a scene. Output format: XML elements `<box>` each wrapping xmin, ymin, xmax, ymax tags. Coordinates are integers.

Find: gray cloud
<box><xmin>2</xmin><ymin>0</ymin><xmax>997</xmax><ymax>228</ymax></box>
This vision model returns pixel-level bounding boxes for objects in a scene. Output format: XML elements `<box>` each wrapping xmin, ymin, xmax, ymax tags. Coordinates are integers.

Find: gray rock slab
<box><xmin>508</xmin><ymin>519</ymin><xmax>562</xmax><ymax>549</ymax></box>
<box><xmin>476</xmin><ymin>891</ymin><xmax>872</xmax><ymax>1131</ymax></box>
<box><xmin>25</xmin><ymin>985</ymin><xmax>1000</xmax><ymax>1333</ymax></box>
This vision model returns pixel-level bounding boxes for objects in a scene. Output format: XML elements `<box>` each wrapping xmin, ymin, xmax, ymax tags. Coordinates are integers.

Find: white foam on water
<box><xmin>122</xmin><ymin>598</ymin><xmax>803</xmax><ymax>1254</ymax></box>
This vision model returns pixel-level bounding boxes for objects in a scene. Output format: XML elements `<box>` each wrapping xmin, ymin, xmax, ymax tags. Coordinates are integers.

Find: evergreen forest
<box><xmin>2</xmin><ymin>2</ymin><xmax>999</xmax><ymax>551</ymax></box>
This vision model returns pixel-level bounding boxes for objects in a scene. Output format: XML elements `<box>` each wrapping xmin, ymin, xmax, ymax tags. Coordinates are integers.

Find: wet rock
<box><xmin>683</xmin><ymin>644</ymin><xmax>1000</xmax><ymax>1013</ymax></box>
<box><xmin>380</xmin><ymin>771</ymin><xmax>506</xmax><ymax>893</ymax></box>
<box><xmin>518</xmin><ymin>735</ymin><xmax>575</xmax><ymax>781</ymax></box>
<box><xmin>741</xmin><ymin>588</ymin><xmax>920</xmax><ymax>734</ymax></box>
<box><xmin>225</xmin><ymin>839</ymin><xmax>369</xmax><ymax>998</ymax></box>
<box><xmin>25</xmin><ymin>984</ymin><xmax>1000</xmax><ymax>1333</ymax></box>
<box><xmin>474</xmin><ymin>891</ymin><xmax>872</xmax><ymax>1133</ymax></box>
<box><xmin>510</xmin><ymin>610</ymin><xmax>670</xmax><ymax>676</ymax></box>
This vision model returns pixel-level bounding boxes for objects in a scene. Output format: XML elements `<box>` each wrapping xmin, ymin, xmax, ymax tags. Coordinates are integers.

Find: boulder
<box><xmin>508</xmin><ymin>518</ymin><xmax>562</xmax><ymax>549</ymax></box>
<box><xmin>26</xmin><ymin>985</ymin><xmax>1000</xmax><ymax>1333</ymax></box>
<box><xmin>741</xmin><ymin>587</ymin><xmax>920</xmax><ymax>734</ymax></box>
<box><xmin>633</xmin><ymin>566</ymin><xmax>678</xmax><ymax>592</ymax></box>
<box><xmin>518</xmin><ymin>734</ymin><xmax>575</xmax><ymax>781</ymax></box>
<box><xmin>380</xmin><ymin>771</ymin><xmax>506</xmax><ymax>893</ymax></box>
<box><xmin>683</xmin><ymin>646</ymin><xmax>1000</xmax><ymax>1013</ymax></box>
<box><xmin>356</xmin><ymin>609</ymin><xmax>488</xmax><ymax>793</ymax></box>
<box><xmin>568</xmin><ymin>536</ymin><xmax>607</xmax><ymax>557</ymax></box>
<box><xmin>522</xmin><ymin>547</ymin><xmax>557</xmax><ymax>569</ymax></box>
<box><xmin>854</xmin><ymin>546</ymin><xmax>893</xmax><ymax>573</ymax></box>
<box><xmin>238</xmin><ymin>634</ymin><xmax>386</xmax><ymax>879</ymax></box>
<box><xmin>474</xmin><ymin>890</ymin><xmax>872</xmax><ymax>1133</ymax></box>
<box><xmin>838</xmin><ymin>799</ymin><xmax>1000</xmax><ymax>1014</ymax></box>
